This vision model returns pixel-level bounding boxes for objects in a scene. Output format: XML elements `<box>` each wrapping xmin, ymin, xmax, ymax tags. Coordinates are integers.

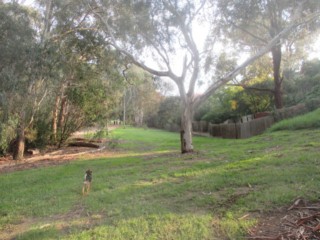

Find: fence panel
<box><xmin>209</xmin><ymin>124</ymin><xmax>222</xmax><ymax>137</ymax></box>
<box><xmin>192</xmin><ymin>121</ymin><xmax>200</xmax><ymax>132</ymax></box>
<box><xmin>221</xmin><ymin>124</ymin><xmax>237</xmax><ymax>139</ymax></box>
<box><xmin>238</xmin><ymin>121</ymin><xmax>251</xmax><ymax>138</ymax></box>
<box><xmin>162</xmin><ymin>104</ymin><xmax>309</xmax><ymax>137</ymax></box>
<box><xmin>200</xmin><ymin>121</ymin><xmax>209</xmax><ymax>132</ymax></box>
<box><xmin>207</xmin><ymin>116</ymin><xmax>275</xmax><ymax>139</ymax></box>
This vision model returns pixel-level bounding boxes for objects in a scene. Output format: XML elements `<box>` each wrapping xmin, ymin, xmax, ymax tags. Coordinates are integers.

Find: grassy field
<box><xmin>1</xmin><ymin>117</ymin><xmax>320</xmax><ymax>239</ymax></box>
<box><xmin>269</xmin><ymin>108</ymin><xmax>320</xmax><ymax>132</ymax></box>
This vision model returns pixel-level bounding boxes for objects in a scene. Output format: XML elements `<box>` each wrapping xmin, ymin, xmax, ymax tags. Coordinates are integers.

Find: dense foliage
<box><xmin>193</xmin><ymin>59</ymin><xmax>320</xmax><ymax>123</ymax></box>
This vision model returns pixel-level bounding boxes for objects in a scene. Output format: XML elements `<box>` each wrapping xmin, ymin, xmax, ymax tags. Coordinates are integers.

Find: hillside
<box><xmin>1</xmin><ymin>122</ymin><xmax>320</xmax><ymax>239</ymax></box>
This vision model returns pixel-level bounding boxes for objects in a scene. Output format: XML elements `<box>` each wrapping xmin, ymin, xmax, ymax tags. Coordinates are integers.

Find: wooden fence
<box><xmin>205</xmin><ymin>116</ymin><xmax>274</xmax><ymax>139</ymax></box>
<box><xmin>192</xmin><ymin>103</ymin><xmax>309</xmax><ymax>139</ymax></box>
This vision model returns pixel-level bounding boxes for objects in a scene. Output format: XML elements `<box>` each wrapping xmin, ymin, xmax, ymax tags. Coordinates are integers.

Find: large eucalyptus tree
<box><xmin>88</xmin><ymin>0</ymin><xmax>319</xmax><ymax>153</ymax></box>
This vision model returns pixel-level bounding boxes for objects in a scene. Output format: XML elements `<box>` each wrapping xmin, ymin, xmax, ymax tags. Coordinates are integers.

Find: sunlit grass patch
<box><xmin>16</xmin><ymin>226</ymin><xmax>59</xmax><ymax>240</ymax></box>
<box><xmin>269</xmin><ymin>108</ymin><xmax>320</xmax><ymax>131</ymax></box>
<box><xmin>217</xmin><ymin>212</ymin><xmax>256</xmax><ymax>239</ymax></box>
<box><xmin>65</xmin><ymin>214</ymin><xmax>215</xmax><ymax>240</ymax></box>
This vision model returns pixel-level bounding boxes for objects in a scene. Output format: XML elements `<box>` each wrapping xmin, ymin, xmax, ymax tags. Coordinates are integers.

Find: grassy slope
<box><xmin>1</xmin><ymin>126</ymin><xmax>320</xmax><ymax>239</ymax></box>
<box><xmin>269</xmin><ymin>108</ymin><xmax>320</xmax><ymax>131</ymax></box>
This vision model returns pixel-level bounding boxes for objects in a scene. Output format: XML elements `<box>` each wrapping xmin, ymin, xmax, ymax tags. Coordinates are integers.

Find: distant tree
<box><xmin>122</xmin><ymin>66</ymin><xmax>162</xmax><ymax>126</ymax></box>
<box><xmin>148</xmin><ymin>96</ymin><xmax>182</xmax><ymax>131</ymax></box>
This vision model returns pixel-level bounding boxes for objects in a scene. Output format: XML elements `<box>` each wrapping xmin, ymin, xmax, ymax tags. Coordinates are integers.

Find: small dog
<box><xmin>82</xmin><ymin>169</ymin><xmax>92</xmax><ymax>195</ymax></box>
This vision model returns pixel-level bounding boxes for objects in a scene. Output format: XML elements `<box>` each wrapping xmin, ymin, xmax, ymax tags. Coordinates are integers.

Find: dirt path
<box><xmin>0</xmin><ymin>126</ymin><xmax>120</xmax><ymax>174</ymax></box>
<box><xmin>0</xmin><ymin>147</ymin><xmax>107</xmax><ymax>174</ymax></box>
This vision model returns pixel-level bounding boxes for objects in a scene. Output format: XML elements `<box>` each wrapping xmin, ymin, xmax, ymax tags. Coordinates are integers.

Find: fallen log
<box><xmin>72</xmin><ymin>138</ymin><xmax>86</xmax><ymax>141</ymax></box>
<box><xmin>27</xmin><ymin>149</ymin><xmax>40</xmax><ymax>155</ymax></box>
<box><xmin>89</xmin><ymin>139</ymin><xmax>103</xmax><ymax>143</ymax></box>
<box><xmin>68</xmin><ymin>142</ymin><xmax>100</xmax><ymax>148</ymax></box>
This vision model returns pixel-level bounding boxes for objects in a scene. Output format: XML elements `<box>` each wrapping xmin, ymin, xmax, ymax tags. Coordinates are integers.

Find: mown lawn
<box><xmin>1</xmin><ymin>125</ymin><xmax>320</xmax><ymax>239</ymax></box>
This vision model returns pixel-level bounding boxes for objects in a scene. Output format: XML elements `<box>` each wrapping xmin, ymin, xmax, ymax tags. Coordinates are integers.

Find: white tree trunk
<box><xmin>13</xmin><ymin>112</ymin><xmax>26</xmax><ymax>161</ymax></box>
<box><xmin>52</xmin><ymin>95</ymin><xmax>60</xmax><ymax>143</ymax></box>
<box><xmin>134</xmin><ymin>109</ymin><xmax>144</xmax><ymax>127</ymax></box>
<box><xmin>180</xmin><ymin>102</ymin><xmax>193</xmax><ymax>153</ymax></box>
<box><xmin>123</xmin><ymin>92</ymin><xmax>126</xmax><ymax>126</ymax></box>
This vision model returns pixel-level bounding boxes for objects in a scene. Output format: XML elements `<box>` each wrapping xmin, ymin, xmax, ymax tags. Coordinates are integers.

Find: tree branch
<box><xmin>227</xmin><ymin>83</ymin><xmax>274</xmax><ymax>94</ymax></box>
<box><xmin>187</xmin><ymin>0</ymin><xmax>207</xmax><ymax>26</ymax></box>
<box><xmin>142</xmin><ymin>32</ymin><xmax>172</xmax><ymax>72</ymax></box>
<box><xmin>27</xmin><ymin>87</ymin><xmax>48</xmax><ymax>129</ymax></box>
<box><xmin>50</xmin><ymin>27</ymin><xmax>100</xmax><ymax>42</ymax></box>
<box><xmin>91</xmin><ymin>2</ymin><xmax>182</xmax><ymax>85</ymax></box>
<box><xmin>228</xmin><ymin>20</ymin><xmax>268</xmax><ymax>44</ymax></box>
<box><xmin>121</xmin><ymin>64</ymin><xmax>135</xmax><ymax>86</ymax></box>
<box><xmin>194</xmin><ymin>10</ymin><xmax>320</xmax><ymax>108</ymax></box>
<box><xmin>163</xmin><ymin>1</ymin><xmax>200</xmax><ymax>96</ymax></box>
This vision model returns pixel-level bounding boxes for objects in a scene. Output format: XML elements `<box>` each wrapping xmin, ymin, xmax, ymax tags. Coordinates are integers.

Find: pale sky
<box><xmin>308</xmin><ymin>36</ymin><xmax>320</xmax><ymax>60</ymax></box>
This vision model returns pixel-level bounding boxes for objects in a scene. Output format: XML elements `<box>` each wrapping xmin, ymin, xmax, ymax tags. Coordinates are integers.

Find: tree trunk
<box><xmin>13</xmin><ymin>122</ymin><xmax>25</xmax><ymax>161</ymax></box>
<box><xmin>271</xmin><ymin>43</ymin><xmax>283</xmax><ymax>109</ymax></box>
<box><xmin>58</xmin><ymin>96</ymin><xmax>67</xmax><ymax>128</ymax></box>
<box><xmin>123</xmin><ymin>92</ymin><xmax>126</xmax><ymax>126</ymax></box>
<box><xmin>51</xmin><ymin>95</ymin><xmax>60</xmax><ymax>143</ymax></box>
<box><xmin>41</xmin><ymin>0</ymin><xmax>53</xmax><ymax>43</ymax></box>
<box><xmin>180</xmin><ymin>102</ymin><xmax>194</xmax><ymax>154</ymax></box>
<box><xmin>134</xmin><ymin>109</ymin><xmax>144</xmax><ymax>126</ymax></box>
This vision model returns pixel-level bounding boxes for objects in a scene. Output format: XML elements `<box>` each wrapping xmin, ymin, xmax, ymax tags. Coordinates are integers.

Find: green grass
<box><xmin>269</xmin><ymin>108</ymin><xmax>320</xmax><ymax>131</ymax></box>
<box><xmin>1</xmin><ymin>126</ymin><xmax>320</xmax><ymax>239</ymax></box>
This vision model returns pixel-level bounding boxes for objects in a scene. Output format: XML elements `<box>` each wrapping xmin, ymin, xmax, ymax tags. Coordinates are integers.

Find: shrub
<box><xmin>92</xmin><ymin>129</ymin><xmax>109</xmax><ymax>139</ymax></box>
<box><xmin>0</xmin><ymin>117</ymin><xmax>18</xmax><ymax>155</ymax></box>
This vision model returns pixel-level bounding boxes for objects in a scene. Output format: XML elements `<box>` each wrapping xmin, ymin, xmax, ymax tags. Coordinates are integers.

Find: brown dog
<box><xmin>82</xmin><ymin>169</ymin><xmax>92</xmax><ymax>195</ymax></box>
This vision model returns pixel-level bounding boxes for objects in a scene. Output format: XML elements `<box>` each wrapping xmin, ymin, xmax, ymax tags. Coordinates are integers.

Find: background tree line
<box><xmin>0</xmin><ymin>1</ymin><xmax>161</xmax><ymax>159</ymax></box>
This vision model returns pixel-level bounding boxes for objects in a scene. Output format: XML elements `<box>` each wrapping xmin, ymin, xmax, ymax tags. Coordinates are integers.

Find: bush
<box><xmin>0</xmin><ymin>117</ymin><xmax>18</xmax><ymax>155</ymax></box>
<box><xmin>305</xmin><ymin>97</ymin><xmax>320</xmax><ymax>111</ymax></box>
<box><xmin>92</xmin><ymin>129</ymin><xmax>109</xmax><ymax>139</ymax></box>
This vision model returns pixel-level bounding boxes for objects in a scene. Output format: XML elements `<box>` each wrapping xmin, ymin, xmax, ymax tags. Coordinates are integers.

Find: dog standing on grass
<box><xmin>82</xmin><ymin>169</ymin><xmax>92</xmax><ymax>195</ymax></box>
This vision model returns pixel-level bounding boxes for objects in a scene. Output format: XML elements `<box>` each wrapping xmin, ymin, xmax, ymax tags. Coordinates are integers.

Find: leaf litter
<box><xmin>248</xmin><ymin>198</ymin><xmax>320</xmax><ymax>240</ymax></box>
